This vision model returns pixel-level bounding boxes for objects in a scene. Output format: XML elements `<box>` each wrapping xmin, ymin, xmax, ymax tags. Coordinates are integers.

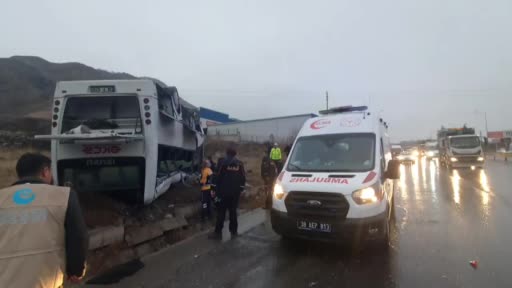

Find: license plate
<box><xmin>297</xmin><ymin>220</ymin><xmax>331</xmax><ymax>233</ymax></box>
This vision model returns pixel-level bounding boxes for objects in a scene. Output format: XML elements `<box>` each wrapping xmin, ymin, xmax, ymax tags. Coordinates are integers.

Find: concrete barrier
<box><xmin>125</xmin><ymin>225</ymin><xmax>164</xmax><ymax>246</ymax></box>
<box><xmin>88</xmin><ymin>225</ymin><xmax>125</xmax><ymax>250</ymax></box>
<box><xmin>175</xmin><ymin>204</ymin><xmax>200</xmax><ymax>219</ymax></box>
<box><xmin>490</xmin><ymin>152</ymin><xmax>512</xmax><ymax>161</ymax></box>
<box><xmin>159</xmin><ymin>216</ymin><xmax>188</xmax><ymax>232</ymax></box>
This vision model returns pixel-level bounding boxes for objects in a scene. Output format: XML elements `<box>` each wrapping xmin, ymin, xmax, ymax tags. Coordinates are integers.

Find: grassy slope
<box><xmin>0</xmin><ymin>148</ymin><xmax>50</xmax><ymax>188</ymax></box>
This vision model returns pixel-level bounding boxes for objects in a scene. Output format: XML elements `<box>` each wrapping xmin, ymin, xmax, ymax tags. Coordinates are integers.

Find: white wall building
<box><xmin>207</xmin><ymin>114</ymin><xmax>317</xmax><ymax>144</ymax></box>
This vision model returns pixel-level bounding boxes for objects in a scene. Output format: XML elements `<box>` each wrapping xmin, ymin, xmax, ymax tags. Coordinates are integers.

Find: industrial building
<box><xmin>207</xmin><ymin>114</ymin><xmax>317</xmax><ymax>144</ymax></box>
<box><xmin>199</xmin><ymin>107</ymin><xmax>237</xmax><ymax>129</ymax></box>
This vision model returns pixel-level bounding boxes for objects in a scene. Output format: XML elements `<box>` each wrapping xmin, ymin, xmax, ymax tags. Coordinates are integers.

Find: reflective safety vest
<box><xmin>201</xmin><ymin>167</ymin><xmax>213</xmax><ymax>191</ymax></box>
<box><xmin>0</xmin><ymin>183</ymin><xmax>70</xmax><ymax>288</ymax></box>
<box><xmin>270</xmin><ymin>147</ymin><xmax>282</xmax><ymax>161</ymax></box>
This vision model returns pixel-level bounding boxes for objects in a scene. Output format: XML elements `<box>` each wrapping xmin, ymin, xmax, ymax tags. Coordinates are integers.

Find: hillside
<box><xmin>0</xmin><ymin>56</ymin><xmax>136</xmax><ymax>118</ymax></box>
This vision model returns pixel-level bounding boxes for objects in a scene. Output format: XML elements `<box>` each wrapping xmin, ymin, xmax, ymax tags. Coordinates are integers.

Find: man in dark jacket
<box><xmin>284</xmin><ymin>144</ymin><xmax>292</xmax><ymax>157</ymax></box>
<box><xmin>209</xmin><ymin>147</ymin><xmax>246</xmax><ymax>240</ymax></box>
<box><xmin>207</xmin><ymin>156</ymin><xmax>217</xmax><ymax>173</ymax></box>
<box><xmin>261</xmin><ymin>153</ymin><xmax>277</xmax><ymax>209</ymax></box>
<box><xmin>0</xmin><ymin>153</ymin><xmax>88</xmax><ymax>287</ymax></box>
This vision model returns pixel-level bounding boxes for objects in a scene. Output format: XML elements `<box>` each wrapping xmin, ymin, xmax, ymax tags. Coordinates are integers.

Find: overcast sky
<box><xmin>2</xmin><ymin>0</ymin><xmax>512</xmax><ymax>140</ymax></box>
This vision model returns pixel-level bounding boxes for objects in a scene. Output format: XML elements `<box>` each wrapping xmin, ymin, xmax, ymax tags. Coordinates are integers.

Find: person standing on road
<box><xmin>209</xmin><ymin>147</ymin><xmax>246</xmax><ymax>240</ymax></box>
<box><xmin>284</xmin><ymin>144</ymin><xmax>292</xmax><ymax>157</ymax></box>
<box><xmin>210</xmin><ymin>156</ymin><xmax>225</xmax><ymax>209</ymax></box>
<box><xmin>200</xmin><ymin>160</ymin><xmax>214</xmax><ymax>222</ymax></box>
<box><xmin>216</xmin><ymin>157</ymin><xmax>225</xmax><ymax>173</ymax></box>
<box><xmin>265</xmin><ymin>142</ymin><xmax>273</xmax><ymax>156</ymax></box>
<box><xmin>261</xmin><ymin>152</ymin><xmax>277</xmax><ymax>209</ymax></box>
<box><xmin>270</xmin><ymin>142</ymin><xmax>283</xmax><ymax>172</ymax></box>
<box><xmin>0</xmin><ymin>153</ymin><xmax>88</xmax><ymax>288</ymax></box>
<box><xmin>208</xmin><ymin>156</ymin><xmax>217</xmax><ymax>173</ymax></box>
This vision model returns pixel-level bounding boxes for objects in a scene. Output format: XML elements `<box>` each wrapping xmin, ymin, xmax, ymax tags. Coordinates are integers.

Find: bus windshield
<box><xmin>62</xmin><ymin>96</ymin><xmax>142</xmax><ymax>133</ymax></box>
<box><xmin>287</xmin><ymin>133</ymin><xmax>375</xmax><ymax>172</ymax></box>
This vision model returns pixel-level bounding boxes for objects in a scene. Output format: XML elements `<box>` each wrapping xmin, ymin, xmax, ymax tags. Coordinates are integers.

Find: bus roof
<box><xmin>54</xmin><ymin>80</ymin><xmax>158</xmax><ymax>98</ymax></box>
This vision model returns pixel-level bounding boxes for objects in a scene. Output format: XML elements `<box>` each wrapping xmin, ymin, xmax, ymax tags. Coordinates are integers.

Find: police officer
<box><xmin>0</xmin><ymin>153</ymin><xmax>88</xmax><ymax>288</ymax></box>
<box><xmin>209</xmin><ymin>147</ymin><xmax>246</xmax><ymax>240</ymax></box>
<box><xmin>260</xmin><ymin>151</ymin><xmax>277</xmax><ymax>209</ymax></box>
<box><xmin>270</xmin><ymin>142</ymin><xmax>283</xmax><ymax>172</ymax></box>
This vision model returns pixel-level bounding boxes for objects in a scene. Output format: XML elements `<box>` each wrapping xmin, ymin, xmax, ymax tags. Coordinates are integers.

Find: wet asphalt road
<box><xmin>97</xmin><ymin>158</ymin><xmax>512</xmax><ymax>288</ymax></box>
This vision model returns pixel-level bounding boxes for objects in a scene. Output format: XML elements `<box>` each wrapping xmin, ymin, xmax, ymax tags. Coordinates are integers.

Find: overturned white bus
<box><xmin>36</xmin><ymin>80</ymin><xmax>205</xmax><ymax>204</ymax></box>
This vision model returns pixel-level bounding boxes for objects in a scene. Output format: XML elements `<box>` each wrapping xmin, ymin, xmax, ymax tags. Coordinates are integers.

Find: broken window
<box><xmin>61</xmin><ymin>96</ymin><xmax>142</xmax><ymax>133</ymax></box>
<box><xmin>157</xmin><ymin>145</ymin><xmax>195</xmax><ymax>176</ymax></box>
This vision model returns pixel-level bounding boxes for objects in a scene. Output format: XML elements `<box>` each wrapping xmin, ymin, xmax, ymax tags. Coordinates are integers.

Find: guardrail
<box><xmin>490</xmin><ymin>152</ymin><xmax>512</xmax><ymax>161</ymax></box>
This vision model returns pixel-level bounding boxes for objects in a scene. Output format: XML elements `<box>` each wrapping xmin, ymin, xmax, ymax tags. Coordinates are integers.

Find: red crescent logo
<box><xmin>310</xmin><ymin>119</ymin><xmax>331</xmax><ymax>129</ymax></box>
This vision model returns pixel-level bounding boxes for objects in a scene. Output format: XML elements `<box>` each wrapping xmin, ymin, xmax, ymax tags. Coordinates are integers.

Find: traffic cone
<box><xmin>469</xmin><ymin>260</ymin><xmax>478</xmax><ymax>269</ymax></box>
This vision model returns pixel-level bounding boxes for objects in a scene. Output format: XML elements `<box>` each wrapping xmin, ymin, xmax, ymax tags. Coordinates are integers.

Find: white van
<box><xmin>271</xmin><ymin>106</ymin><xmax>400</xmax><ymax>245</ymax></box>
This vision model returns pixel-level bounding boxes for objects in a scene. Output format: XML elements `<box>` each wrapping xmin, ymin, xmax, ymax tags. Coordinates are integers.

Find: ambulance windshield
<box><xmin>287</xmin><ymin>133</ymin><xmax>375</xmax><ymax>172</ymax></box>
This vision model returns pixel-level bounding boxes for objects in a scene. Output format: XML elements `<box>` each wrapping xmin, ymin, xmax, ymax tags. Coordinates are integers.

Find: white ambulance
<box><xmin>271</xmin><ymin>106</ymin><xmax>400</xmax><ymax>245</ymax></box>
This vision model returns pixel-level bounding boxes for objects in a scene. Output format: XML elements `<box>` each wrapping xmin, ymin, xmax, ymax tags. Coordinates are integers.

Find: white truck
<box><xmin>271</xmin><ymin>106</ymin><xmax>400</xmax><ymax>246</ymax></box>
<box><xmin>438</xmin><ymin>127</ymin><xmax>484</xmax><ymax>169</ymax></box>
<box><xmin>36</xmin><ymin>80</ymin><xmax>205</xmax><ymax>204</ymax></box>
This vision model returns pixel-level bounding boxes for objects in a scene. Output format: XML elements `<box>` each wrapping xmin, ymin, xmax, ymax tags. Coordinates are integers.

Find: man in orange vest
<box><xmin>0</xmin><ymin>153</ymin><xmax>88</xmax><ymax>288</ymax></box>
<box><xmin>200</xmin><ymin>159</ymin><xmax>214</xmax><ymax>222</ymax></box>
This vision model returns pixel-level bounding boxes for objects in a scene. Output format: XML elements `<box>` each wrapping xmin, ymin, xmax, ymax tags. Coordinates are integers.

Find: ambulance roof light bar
<box><xmin>319</xmin><ymin>105</ymin><xmax>368</xmax><ymax>115</ymax></box>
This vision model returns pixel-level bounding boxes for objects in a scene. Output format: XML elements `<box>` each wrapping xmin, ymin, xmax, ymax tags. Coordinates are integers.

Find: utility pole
<box><xmin>325</xmin><ymin>91</ymin><xmax>329</xmax><ymax>110</ymax></box>
<box><xmin>474</xmin><ymin>109</ymin><xmax>489</xmax><ymax>138</ymax></box>
<box><xmin>484</xmin><ymin>111</ymin><xmax>489</xmax><ymax>137</ymax></box>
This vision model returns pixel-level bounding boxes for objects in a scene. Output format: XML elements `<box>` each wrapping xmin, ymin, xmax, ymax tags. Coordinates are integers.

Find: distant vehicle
<box><xmin>397</xmin><ymin>149</ymin><xmax>416</xmax><ymax>164</ymax></box>
<box><xmin>418</xmin><ymin>144</ymin><xmax>426</xmax><ymax>156</ymax></box>
<box><xmin>425</xmin><ymin>141</ymin><xmax>439</xmax><ymax>160</ymax></box>
<box><xmin>391</xmin><ymin>144</ymin><xmax>402</xmax><ymax>158</ymax></box>
<box><xmin>438</xmin><ymin>127</ymin><xmax>484</xmax><ymax>169</ymax></box>
<box><xmin>270</xmin><ymin>106</ymin><xmax>400</xmax><ymax>247</ymax></box>
<box><xmin>36</xmin><ymin>80</ymin><xmax>205</xmax><ymax>204</ymax></box>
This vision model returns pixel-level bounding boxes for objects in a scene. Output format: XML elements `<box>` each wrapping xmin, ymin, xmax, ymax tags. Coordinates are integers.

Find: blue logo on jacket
<box><xmin>13</xmin><ymin>188</ymin><xmax>36</xmax><ymax>205</ymax></box>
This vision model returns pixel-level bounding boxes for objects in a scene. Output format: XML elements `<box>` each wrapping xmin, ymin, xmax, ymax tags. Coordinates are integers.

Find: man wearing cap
<box><xmin>270</xmin><ymin>142</ymin><xmax>283</xmax><ymax>172</ymax></box>
<box><xmin>0</xmin><ymin>153</ymin><xmax>88</xmax><ymax>288</ymax></box>
<box><xmin>209</xmin><ymin>147</ymin><xmax>246</xmax><ymax>240</ymax></box>
<box><xmin>261</xmin><ymin>151</ymin><xmax>278</xmax><ymax>209</ymax></box>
